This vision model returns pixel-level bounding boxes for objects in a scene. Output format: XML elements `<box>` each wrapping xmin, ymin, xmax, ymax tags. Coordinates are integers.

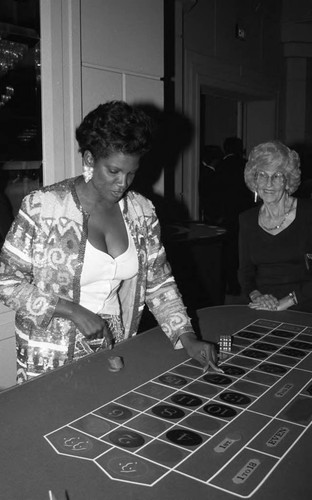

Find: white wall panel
<box><xmin>81</xmin><ymin>0</ymin><xmax>163</xmax><ymax>77</ymax></box>
<box><xmin>0</xmin><ymin>305</ymin><xmax>16</xmax><ymax>389</ymax></box>
<box><xmin>82</xmin><ymin>66</ymin><xmax>123</xmax><ymax>116</ymax></box>
<box><xmin>125</xmin><ymin>75</ymin><xmax>164</xmax><ymax>194</ymax></box>
<box><xmin>125</xmin><ymin>75</ymin><xmax>164</xmax><ymax>107</ymax></box>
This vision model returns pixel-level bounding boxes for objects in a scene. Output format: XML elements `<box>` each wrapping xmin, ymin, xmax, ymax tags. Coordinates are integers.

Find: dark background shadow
<box><xmin>132</xmin><ymin>103</ymin><xmax>224</xmax><ymax>335</ymax></box>
<box><xmin>133</xmin><ymin>102</ymin><xmax>194</xmax><ymax>230</ymax></box>
<box><xmin>133</xmin><ymin>103</ymin><xmax>203</xmax><ymax>331</ymax></box>
<box><xmin>290</xmin><ymin>142</ymin><xmax>312</xmax><ymax>198</ymax></box>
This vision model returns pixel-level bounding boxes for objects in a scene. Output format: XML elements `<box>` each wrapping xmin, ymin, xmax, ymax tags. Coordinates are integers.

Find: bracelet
<box><xmin>288</xmin><ymin>291</ymin><xmax>298</xmax><ymax>305</ymax></box>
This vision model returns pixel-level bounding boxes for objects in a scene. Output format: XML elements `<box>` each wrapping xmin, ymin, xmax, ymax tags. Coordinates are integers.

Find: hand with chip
<box><xmin>179</xmin><ymin>332</ymin><xmax>224</xmax><ymax>374</ymax></box>
<box><xmin>54</xmin><ymin>298</ymin><xmax>114</xmax><ymax>348</ymax></box>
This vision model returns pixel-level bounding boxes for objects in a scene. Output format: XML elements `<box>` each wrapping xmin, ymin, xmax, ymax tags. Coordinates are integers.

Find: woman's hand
<box><xmin>179</xmin><ymin>332</ymin><xmax>224</xmax><ymax>373</ymax></box>
<box><xmin>248</xmin><ymin>291</ymin><xmax>279</xmax><ymax>310</ymax></box>
<box><xmin>54</xmin><ymin>299</ymin><xmax>113</xmax><ymax>347</ymax></box>
<box><xmin>248</xmin><ymin>291</ymin><xmax>297</xmax><ymax>312</ymax></box>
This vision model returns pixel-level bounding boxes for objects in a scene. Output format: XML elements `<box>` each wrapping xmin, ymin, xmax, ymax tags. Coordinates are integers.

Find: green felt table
<box><xmin>0</xmin><ymin>305</ymin><xmax>311</xmax><ymax>500</ymax></box>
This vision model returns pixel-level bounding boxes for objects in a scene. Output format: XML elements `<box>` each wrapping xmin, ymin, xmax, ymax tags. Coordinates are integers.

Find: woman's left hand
<box><xmin>179</xmin><ymin>332</ymin><xmax>224</xmax><ymax>373</ymax></box>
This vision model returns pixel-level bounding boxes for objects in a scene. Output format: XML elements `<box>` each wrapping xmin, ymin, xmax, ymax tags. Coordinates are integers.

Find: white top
<box><xmin>80</xmin><ymin>218</ymin><xmax>138</xmax><ymax>315</ymax></box>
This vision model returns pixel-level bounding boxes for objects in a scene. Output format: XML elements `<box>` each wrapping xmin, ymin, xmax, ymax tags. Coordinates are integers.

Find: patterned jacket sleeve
<box><xmin>0</xmin><ymin>193</ymin><xmax>59</xmax><ymax>330</ymax></box>
<box><xmin>144</xmin><ymin>203</ymin><xmax>194</xmax><ymax>348</ymax></box>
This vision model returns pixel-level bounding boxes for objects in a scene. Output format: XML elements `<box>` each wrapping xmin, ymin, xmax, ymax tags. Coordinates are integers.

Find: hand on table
<box><xmin>249</xmin><ymin>292</ymin><xmax>297</xmax><ymax>312</ymax></box>
<box><xmin>248</xmin><ymin>292</ymin><xmax>279</xmax><ymax>311</ymax></box>
<box><xmin>179</xmin><ymin>333</ymin><xmax>224</xmax><ymax>374</ymax></box>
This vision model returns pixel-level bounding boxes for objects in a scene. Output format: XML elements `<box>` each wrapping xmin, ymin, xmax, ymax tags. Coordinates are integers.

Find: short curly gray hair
<box><xmin>244</xmin><ymin>141</ymin><xmax>301</xmax><ymax>195</ymax></box>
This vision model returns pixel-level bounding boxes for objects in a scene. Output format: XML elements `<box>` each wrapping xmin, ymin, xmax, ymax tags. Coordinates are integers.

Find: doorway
<box><xmin>200</xmin><ymin>92</ymin><xmax>242</xmax><ymax>155</ymax></box>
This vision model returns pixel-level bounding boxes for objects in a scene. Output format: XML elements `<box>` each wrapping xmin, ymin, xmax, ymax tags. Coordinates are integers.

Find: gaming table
<box><xmin>0</xmin><ymin>305</ymin><xmax>311</xmax><ymax>500</ymax></box>
<box><xmin>164</xmin><ymin>222</ymin><xmax>227</xmax><ymax>308</ymax></box>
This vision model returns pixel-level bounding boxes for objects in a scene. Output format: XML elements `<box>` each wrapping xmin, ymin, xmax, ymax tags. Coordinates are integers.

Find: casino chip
<box><xmin>108</xmin><ymin>356</ymin><xmax>124</xmax><ymax>372</ymax></box>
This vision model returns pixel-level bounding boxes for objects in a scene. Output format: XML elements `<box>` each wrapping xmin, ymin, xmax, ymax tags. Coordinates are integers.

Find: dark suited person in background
<box><xmin>198</xmin><ymin>144</ymin><xmax>223</xmax><ymax>224</ymax></box>
<box><xmin>214</xmin><ymin>137</ymin><xmax>253</xmax><ymax>295</ymax></box>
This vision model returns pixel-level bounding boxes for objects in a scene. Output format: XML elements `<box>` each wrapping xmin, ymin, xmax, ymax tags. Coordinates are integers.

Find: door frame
<box><xmin>40</xmin><ymin>0</ymin><xmax>82</xmax><ymax>185</ymax></box>
<box><xmin>181</xmin><ymin>49</ymin><xmax>279</xmax><ymax>219</ymax></box>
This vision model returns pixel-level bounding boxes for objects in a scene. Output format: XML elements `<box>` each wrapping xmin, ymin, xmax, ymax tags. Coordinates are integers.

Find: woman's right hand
<box><xmin>248</xmin><ymin>291</ymin><xmax>279</xmax><ymax>310</ymax></box>
<box><xmin>54</xmin><ymin>299</ymin><xmax>113</xmax><ymax>346</ymax></box>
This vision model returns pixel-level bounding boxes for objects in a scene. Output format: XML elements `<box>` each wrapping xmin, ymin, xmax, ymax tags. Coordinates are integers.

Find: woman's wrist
<box><xmin>288</xmin><ymin>291</ymin><xmax>298</xmax><ymax>306</ymax></box>
<box><xmin>54</xmin><ymin>297</ymin><xmax>76</xmax><ymax>320</ymax></box>
<box><xmin>179</xmin><ymin>331</ymin><xmax>198</xmax><ymax>348</ymax></box>
<box><xmin>277</xmin><ymin>291</ymin><xmax>298</xmax><ymax>311</ymax></box>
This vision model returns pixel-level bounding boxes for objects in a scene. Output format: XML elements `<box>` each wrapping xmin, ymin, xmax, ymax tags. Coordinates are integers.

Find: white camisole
<box><xmin>80</xmin><ymin>217</ymin><xmax>138</xmax><ymax>315</ymax></box>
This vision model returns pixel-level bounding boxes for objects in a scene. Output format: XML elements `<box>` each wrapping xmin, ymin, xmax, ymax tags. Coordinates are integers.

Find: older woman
<box><xmin>0</xmin><ymin>100</ymin><xmax>222</xmax><ymax>383</ymax></box>
<box><xmin>239</xmin><ymin>140</ymin><xmax>312</xmax><ymax>312</ymax></box>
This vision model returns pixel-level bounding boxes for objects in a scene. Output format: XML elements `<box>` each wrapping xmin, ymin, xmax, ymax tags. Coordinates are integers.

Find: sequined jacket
<box><xmin>0</xmin><ymin>177</ymin><xmax>194</xmax><ymax>382</ymax></box>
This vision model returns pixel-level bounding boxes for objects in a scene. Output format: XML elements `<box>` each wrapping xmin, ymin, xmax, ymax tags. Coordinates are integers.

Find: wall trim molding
<box><xmin>82</xmin><ymin>62</ymin><xmax>162</xmax><ymax>81</ymax></box>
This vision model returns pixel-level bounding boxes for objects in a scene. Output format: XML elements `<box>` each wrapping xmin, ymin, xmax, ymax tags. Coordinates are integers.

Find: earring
<box><xmin>83</xmin><ymin>165</ymin><xmax>94</xmax><ymax>183</ymax></box>
<box><xmin>254</xmin><ymin>191</ymin><xmax>258</xmax><ymax>203</ymax></box>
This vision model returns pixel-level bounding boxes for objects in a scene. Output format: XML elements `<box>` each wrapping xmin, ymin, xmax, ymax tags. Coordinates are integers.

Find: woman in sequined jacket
<box><xmin>0</xmin><ymin>101</ymin><xmax>221</xmax><ymax>383</ymax></box>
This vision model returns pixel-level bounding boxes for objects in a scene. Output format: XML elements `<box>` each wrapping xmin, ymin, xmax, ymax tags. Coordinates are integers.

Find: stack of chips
<box><xmin>219</xmin><ymin>334</ymin><xmax>232</xmax><ymax>360</ymax></box>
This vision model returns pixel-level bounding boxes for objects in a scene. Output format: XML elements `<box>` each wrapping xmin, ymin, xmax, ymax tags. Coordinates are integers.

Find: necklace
<box><xmin>259</xmin><ymin>199</ymin><xmax>295</xmax><ymax>231</ymax></box>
